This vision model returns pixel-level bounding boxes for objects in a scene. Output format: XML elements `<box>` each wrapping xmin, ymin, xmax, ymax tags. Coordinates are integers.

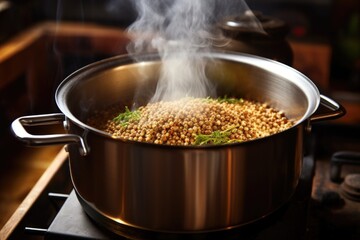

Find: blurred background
<box><xmin>0</xmin><ymin>0</ymin><xmax>359</xmax><ymax>233</ymax></box>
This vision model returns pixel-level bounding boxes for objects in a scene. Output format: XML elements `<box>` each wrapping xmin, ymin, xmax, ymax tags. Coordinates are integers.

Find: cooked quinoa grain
<box><xmin>87</xmin><ymin>97</ymin><xmax>294</xmax><ymax>146</ymax></box>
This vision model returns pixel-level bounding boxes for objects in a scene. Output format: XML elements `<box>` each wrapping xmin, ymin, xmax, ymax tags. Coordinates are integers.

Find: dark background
<box><xmin>0</xmin><ymin>0</ymin><xmax>358</xmax><ymax>88</ymax></box>
<box><xmin>0</xmin><ymin>0</ymin><xmax>358</xmax><ymax>148</ymax></box>
<box><xmin>0</xmin><ymin>0</ymin><xmax>359</xmax><ymax>235</ymax></box>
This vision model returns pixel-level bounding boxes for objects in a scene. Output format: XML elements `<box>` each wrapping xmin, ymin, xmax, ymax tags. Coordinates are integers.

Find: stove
<box><xmin>1</xmin><ymin>147</ymin><xmax>360</xmax><ymax>240</ymax></box>
<box><xmin>309</xmin><ymin>151</ymin><xmax>360</xmax><ymax>240</ymax></box>
<box><xmin>2</xmin><ymin>150</ymin><xmax>314</xmax><ymax>240</ymax></box>
<box><xmin>43</xmin><ymin>185</ymin><xmax>310</xmax><ymax>240</ymax></box>
<box><xmin>41</xmin><ymin>184</ymin><xmax>307</xmax><ymax>240</ymax></box>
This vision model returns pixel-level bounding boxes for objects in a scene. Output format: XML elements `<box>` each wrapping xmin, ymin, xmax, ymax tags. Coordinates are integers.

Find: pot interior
<box><xmin>56</xmin><ymin>52</ymin><xmax>319</xmax><ymax>132</ymax></box>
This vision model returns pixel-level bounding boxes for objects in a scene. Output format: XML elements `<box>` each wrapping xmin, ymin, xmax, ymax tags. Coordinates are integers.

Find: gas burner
<box><xmin>330</xmin><ymin>151</ymin><xmax>360</xmax><ymax>202</ymax></box>
<box><xmin>341</xmin><ymin>174</ymin><xmax>360</xmax><ymax>202</ymax></box>
<box><xmin>310</xmin><ymin>151</ymin><xmax>360</xmax><ymax>239</ymax></box>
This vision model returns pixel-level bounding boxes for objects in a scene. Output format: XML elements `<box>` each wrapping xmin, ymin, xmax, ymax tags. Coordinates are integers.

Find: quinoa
<box><xmin>87</xmin><ymin>97</ymin><xmax>294</xmax><ymax>146</ymax></box>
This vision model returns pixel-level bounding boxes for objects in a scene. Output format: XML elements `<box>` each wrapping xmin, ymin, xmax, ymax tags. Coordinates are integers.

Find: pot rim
<box><xmin>55</xmin><ymin>51</ymin><xmax>320</xmax><ymax>148</ymax></box>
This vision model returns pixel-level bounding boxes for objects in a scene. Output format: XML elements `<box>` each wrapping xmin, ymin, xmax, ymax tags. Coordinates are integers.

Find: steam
<box><xmin>127</xmin><ymin>0</ymin><xmax>263</xmax><ymax>102</ymax></box>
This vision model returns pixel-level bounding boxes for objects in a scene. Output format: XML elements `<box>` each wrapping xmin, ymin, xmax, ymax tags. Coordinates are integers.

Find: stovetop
<box><xmin>38</xmin><ymin>154</ymin><xmax>315</xmax><ymax>240</ymax></box>
<box><xmin>308</xmin><ymin>151</ymin><xmax>360</xmax><ymax>240</ymax></box>
<box><xmin>43</xmin><ymin>186</ymin><xmax>309</xmax><ymax>240</ymax></box>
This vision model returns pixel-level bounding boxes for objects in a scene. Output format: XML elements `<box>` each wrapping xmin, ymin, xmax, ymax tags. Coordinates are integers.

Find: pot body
<box><xmin>67</xmin><ymin>123</ymin><xmax>303</xmax><ymax>232</ymax></box>
<box><xmin>56</xmin><ymin>52</ymin><xmax>317</xmax><ymax>232</ymax></box>
<box><xmin>12</xmin><ymin>52</ymin><xmax>344</xmax><ymax>233</ymax></box>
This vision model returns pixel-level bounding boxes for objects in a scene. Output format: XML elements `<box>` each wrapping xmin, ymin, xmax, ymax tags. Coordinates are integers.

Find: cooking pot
<box><xmin>11</xmin><ymin>51</ymin><xmax>344</xmax><ymax>234</ymax></box>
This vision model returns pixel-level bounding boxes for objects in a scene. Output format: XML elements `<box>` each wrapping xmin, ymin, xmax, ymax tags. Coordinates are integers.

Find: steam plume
<box><xmin>127</xmin><ymin>0</ymin><xmax>262</xmax><ymax>102</ymax></box>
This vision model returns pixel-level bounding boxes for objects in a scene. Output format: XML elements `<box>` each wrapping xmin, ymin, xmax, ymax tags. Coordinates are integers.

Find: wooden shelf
<box><xmin>0</xmin><ymin>22</ymin><xmax>130</xmax><ymax>113</ymax></box>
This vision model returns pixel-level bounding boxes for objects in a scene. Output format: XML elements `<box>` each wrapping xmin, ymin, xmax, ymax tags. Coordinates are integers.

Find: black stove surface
<box><xmin>46</xmin><ymin>191</ymin><xmax>114</xmax><ymax>240</ymax></box>
<box><xmin>45</xmin><ymin>191</ymin><xmax>308</xmax><ymax>240</ymax></box>
<box><xmin>44</xmin><ymin>155</ymin><xmax>315</xmax><ymax>240</ymax></box>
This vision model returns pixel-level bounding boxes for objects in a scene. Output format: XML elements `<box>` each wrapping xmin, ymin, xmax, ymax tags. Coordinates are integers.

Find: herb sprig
<box><xmin>194</xmin><ymin>125</ymin><xmax>241</xmax><ymax>145</ymax></box>
<box><xmin>202</xmin><ymin>95</ymin><xmax>244</xmax><ymax>104</ymax></box>
<box><xmin>216</xmin><ymin>95</ymin><xmax>244</xmax><ymax>104</ymax></box>
<box><xmin>113</xmin><ymin>106</ymin><xmax>141</xmax><ymax>127</ymax></box>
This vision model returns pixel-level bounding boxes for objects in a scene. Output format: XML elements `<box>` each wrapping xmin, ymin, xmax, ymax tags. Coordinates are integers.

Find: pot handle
<box><xmin>309</xmin><ymin>95</ymin><xmax>346</xmax><ymax>123</ymax></box>
<box><xmin>11</xmin><ymin>113</ymin><xmax>88</xmax><ymax>156</ymax></box>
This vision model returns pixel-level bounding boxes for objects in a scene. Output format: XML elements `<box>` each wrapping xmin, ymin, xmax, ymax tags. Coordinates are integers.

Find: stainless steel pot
<box><xmin>11</xmin><ymin>51</ymin><xmax>344</xmax><ymax>234</ymax></box>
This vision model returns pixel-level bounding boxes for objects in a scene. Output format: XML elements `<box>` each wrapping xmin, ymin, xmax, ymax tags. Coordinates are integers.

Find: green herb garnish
<box><xmin>113</xmin><ymin>106</ymin><xmax>141</xmax><ymax>127</ymax></box>
<box><xmin>216</xmin><ymin>95</ymin><xmax>244</xmax><ymax>104</ymax></box>
<box><xmin>202</xmin><ymin>95</ymin><xmax>244</xmax><ymax>104</ymax></box>
<box><xmin>194</xmin><ymin>125</ymin><xmax>241</xmax><ymax>145</ymax></box>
